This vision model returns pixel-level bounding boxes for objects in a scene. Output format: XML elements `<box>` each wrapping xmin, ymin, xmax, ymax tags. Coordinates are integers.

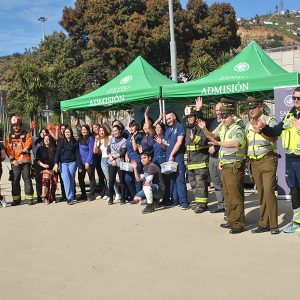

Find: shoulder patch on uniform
<box><xmin>236</xmin><ymin>133</ymin><xmax>243</xmax><ymax>139</ymax></box>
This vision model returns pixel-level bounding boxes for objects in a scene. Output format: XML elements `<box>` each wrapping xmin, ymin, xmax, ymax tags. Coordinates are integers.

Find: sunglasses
<box><xmin>248</xmin><ymin>104</ymin><xmax>259</xmax><ymax>110</ymax></box>
<box><xmin>292</xmin><ymin>96</ymin><xmax>300</xmax><ymax>101</ymax></box>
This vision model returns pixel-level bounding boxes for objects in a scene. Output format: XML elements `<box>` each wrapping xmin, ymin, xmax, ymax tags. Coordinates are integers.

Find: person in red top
<box><xmin>5</xmin><ymin>115</ymin><xmax>34</xmax><ymax>205</ymax></box>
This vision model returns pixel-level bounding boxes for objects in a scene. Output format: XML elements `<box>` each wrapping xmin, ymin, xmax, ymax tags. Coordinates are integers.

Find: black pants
<box><xmin>78</xmin><ymin>165</ymin><xmax>96</xmax><ymax>197</ymax></box>
<box><xmin>58</xmin><ymin>171</ymin><xmax>66</xmax><ymax>199</ymax></box>
<box><xmin>11</xmin><ymin>163</ymin><xmax>33</xmax><ymax>201</ymax></box>
<box><xmin>108</xmin><ymin>165</ymin><xmax>125</xmax><ymax>201</ymax></box>
<box><xmin>95</xmin><ymin>155</ymin><xmax>106</xmax><ymax>196</ymax></box>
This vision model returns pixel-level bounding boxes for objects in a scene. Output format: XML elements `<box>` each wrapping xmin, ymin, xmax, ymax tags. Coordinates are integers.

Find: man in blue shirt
<box><xmin>165</xmin><ymin>112</ymin><xmax>189</xmax><ymax>209</ymax></box>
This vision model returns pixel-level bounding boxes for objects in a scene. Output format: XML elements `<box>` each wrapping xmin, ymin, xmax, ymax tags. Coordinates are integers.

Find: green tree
<box><xmin>36</xmin><ymin>32</ymin><xmax>87</xmax><ymax>107</ymax></box>
<box><xmin>6</xmin><ymin>58</ymin><xmax>48</xmax><ymax>116</ymax></box>
<box><xmin>187</xmin><ymin>1</ymin><xmax>240</xmax><ymax>70</ymax></box>
<box><xmin>189</xmin><ymin>54</ymin><xmax>216</xmax><ymax>78</ymax></box>
<box><xmin>217</xmin><ymin>51</ymin><xmax>233</xmax><ymax>67</ymax></box>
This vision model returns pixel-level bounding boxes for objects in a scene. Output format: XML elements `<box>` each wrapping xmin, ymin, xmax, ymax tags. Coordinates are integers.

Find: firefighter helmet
<box><xmin>10</xmin><ymin>115</ymin><xmax>22</xmax><ymax>126</ymax></box>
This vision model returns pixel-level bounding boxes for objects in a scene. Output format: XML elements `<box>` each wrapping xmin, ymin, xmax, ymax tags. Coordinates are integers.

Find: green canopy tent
<box><xmin>60</xmin><ymin>56</ymin><xmax>176</xmax><ymax>111</ymax></box>
<box><xmin>162</xmin><ymin>41</ymin><xmax>299</xmax><ymax>102</ymax></box>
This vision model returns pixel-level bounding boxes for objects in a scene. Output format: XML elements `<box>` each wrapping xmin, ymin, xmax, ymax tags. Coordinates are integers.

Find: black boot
<box><xmin>194</xmin><ymin>203</ymin><xmax>208</xmax><ymax>214</ymax></box>
<box><xmin>142</xmin><ymin>203</ymin><xmax>155</xmax><ymax>214</ymax></box>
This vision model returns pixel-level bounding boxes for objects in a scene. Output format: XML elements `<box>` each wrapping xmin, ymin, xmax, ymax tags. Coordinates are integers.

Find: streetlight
<box><xmin>38</xmin><ymin>16</ymin><xmax>47</xmax><ymax>41</ymax></box>
<box><xmin>168</xmin><ymin>0</ymin><xmax>178</xmax><ymax>82</ymax></box>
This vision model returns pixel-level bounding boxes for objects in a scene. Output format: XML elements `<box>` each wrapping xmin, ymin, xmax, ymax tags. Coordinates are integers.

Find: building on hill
<box><xmin>265</xmin><ymin>45</ymin><xmax>300</xmax><ymax>72</ymax></box>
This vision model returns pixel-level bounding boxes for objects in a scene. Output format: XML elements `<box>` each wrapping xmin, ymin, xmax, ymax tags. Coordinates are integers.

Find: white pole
<box><xmin>168</xmin><ymin>0</ymin><xmax>178</xmax><ymax>82</ymax></box>
<box><xmin>159</xmin><ymin>99</ymin><xmax>162</xmax><ymax>116</ymax></box>
<box><xmin>162</xmin><ymin>98</ymin><xmax>166</xmax><ymax>124</ymax></box>
<box><xmin>38</xmin><ymin>17</ymin><xmax>47</xmax><ymax>41</ymax></box>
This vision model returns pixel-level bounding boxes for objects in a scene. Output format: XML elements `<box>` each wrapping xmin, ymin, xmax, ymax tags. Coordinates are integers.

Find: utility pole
<box><xmin>168</xmin><ymin>0</ymin><xmax>178</xmax><ymax>82</ymax></box>
<box><xmin>38</xmin><ymin>16</ymin><xmax>47</xmax><ymax>41</ymax></box>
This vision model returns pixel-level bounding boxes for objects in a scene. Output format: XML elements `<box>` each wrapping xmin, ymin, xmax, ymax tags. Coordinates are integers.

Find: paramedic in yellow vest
<box><xmin>5</xmin><ymin>115</ymin><xmax>34</xmax><ymax>206</ymax></box>
<box><xmin>184</xmin><ymin>105</ymin><xmax>209</xmax><ymax>213</ymax></box>
<box><xmin>198</xmin><ymin>101</ymin><xmax>246</xmax><ymax>234</ymax></box>
<box><xmin>253</xmin><ymin>87</ymin><xmax>300</xmax><ymax>233</ymax></box>
<box><xmin>246</xmin><ymin>97</ymin><xmax>280</xmax><ymax>234</ymax></box>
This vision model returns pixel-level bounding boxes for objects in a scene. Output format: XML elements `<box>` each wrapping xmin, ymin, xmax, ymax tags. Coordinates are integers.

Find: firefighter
<box><xmin>6</xmin><ymin>115</ymin><xmax>34</xmax><ymax>205</ymax></box>
<box><xmin>184</xmin><ymin>105</ymin><xmax>209</xmax><ymax>213</ymax></box>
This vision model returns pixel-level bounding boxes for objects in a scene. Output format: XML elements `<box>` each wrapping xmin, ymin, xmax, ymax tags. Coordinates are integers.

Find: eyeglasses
<box><xmin>292</xmin><ymin>96</ymin><xmax>300</xmax><ymax>101</ymax></box>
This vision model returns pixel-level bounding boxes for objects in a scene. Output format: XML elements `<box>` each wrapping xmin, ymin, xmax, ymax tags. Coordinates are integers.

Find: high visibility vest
<box><xmin>219</xmin><ymin>124</ymin><xmax>246</xmax><ymax>165</ymax></box>
<box><xmin>247</xmin><ymin>116</ymin><xmax>277</xmax><ymax>160</ymax></box>
<box><xmin>185</xmin><ymin>125</ymin><xmax>208</xmax><ymax>170</ymax></box>
<box><xmin>5</xmin><ymin>130</ymin><xmax>32</xmax><ymax>163</ymax></box>
<box><xmin>281</xmin><ymin>112</ymin><xmax>300</xmax><ymax>155</ymax></box>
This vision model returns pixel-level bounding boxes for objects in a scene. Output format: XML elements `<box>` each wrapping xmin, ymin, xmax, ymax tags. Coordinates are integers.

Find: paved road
<box><xmin>0</xmin><ymin>160</ymin><xmax>298</xmax><ymax>299</ymax></box>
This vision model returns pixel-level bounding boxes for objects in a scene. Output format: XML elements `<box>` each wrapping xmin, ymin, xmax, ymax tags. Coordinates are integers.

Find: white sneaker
<box><xmin>1</xmin><ymin>198</ymin><xmax>7</xmax><ymax>208</ymax></box>
<box><xmin>96</xmin><ymin>195</ymin><xmax>103</xmax><ymax>200</ymax></box>
<box><xmin>115</xmin><ymin>194</ymin><xmax>121</xmax><ymax>201</ymax></box>
<box><xmin>103</xmin><ymin>195</ymin><xmax>109</xmax><ymax>201</ymax></box>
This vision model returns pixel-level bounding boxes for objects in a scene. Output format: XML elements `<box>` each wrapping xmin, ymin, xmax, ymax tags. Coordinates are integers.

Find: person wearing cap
<box><xmin>198</xmin><ymin>101</ymin><xmax>247</xmax><ymax>234</ymax></box>
<box><xmin>252</xmin><ymin>86</ymin><xmax>300</xmax><ymax>233</ymax></box>
<box><xmin>184</xmin><ymin>105</ymin><xmax>209</xmax><ymax>213</ymax></box>
<box><xmin>5</xmin><ymin>115</ymin><xmax>34</xmax><ymax>205</ymax></box>
<box><xmin>245</xmin><ymin>97</ymin><xmax>280</xmax><ymax>234</ymax></box>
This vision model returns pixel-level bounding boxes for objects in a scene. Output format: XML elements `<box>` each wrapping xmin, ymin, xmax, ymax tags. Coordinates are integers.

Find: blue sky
<box><xmin>0</xmin><ymin>0</ymin><xmax>299</xmax><ymax>57</ymax></box>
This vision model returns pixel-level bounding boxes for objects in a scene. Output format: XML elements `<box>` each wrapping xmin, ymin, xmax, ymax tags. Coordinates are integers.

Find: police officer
<box><xmin>195</xmin><ymin>97</ymin><xmax>244</xmax><ymax>214</ymax></box>
<box><xmin>6</xmin><ymin>115</ymin><xmax>34</xmax><ymax>205</ymax></box>
<box><xmin>245</xmin><ymin>97</ymin><xmax>279</xmax><ymax>234</ymax></box>
<box><xmin>254</xmin><ymin>86</ymin><xmax>300</xmax><ymax>233</ymax></box>
<box><xmin>184</xmin><ymin>105</ymin><xmax>209</xmax><ymax>213</ymax></box>
<box><xmin>199</xmin><ymin>101</ymin><xmax>247</xmax><ymax>233</ymax></box>
<box><xmin>165</xmin><ymin>111</ymin><xmax>189</xmax><ymax>209</ymax></box>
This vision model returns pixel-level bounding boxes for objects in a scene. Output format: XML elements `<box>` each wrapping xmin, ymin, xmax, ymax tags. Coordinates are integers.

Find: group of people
<box><xmin>1</xmin><ymin>86</ymin><xmax>300</xmax><ymax>235</ymax></box>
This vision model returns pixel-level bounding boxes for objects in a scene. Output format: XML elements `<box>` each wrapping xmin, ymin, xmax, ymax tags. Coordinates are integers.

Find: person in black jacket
<box><xmin>36</xmin><ymin>134</ymin><xmax>57</xmax><ymax>204</ymax></box>
<box><xmin>53</xmin><ymin>128</ymin><xmax>82</xmax><ymax>205</ymax></box>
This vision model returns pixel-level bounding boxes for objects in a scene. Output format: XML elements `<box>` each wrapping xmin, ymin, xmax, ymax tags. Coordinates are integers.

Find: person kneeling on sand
<box><xmin>131</xmin><ymin>151</ymin><xmax>165</xmax><ymax>214</ymax></box>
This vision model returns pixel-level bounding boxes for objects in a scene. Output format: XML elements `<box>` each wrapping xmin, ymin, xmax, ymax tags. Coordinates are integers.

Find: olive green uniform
<box><xmin>219</xmin><ymin>123</ymin><xmax>247</xmax><ymax>229</ymax></box>
<box><xmin>246</xmin><ymin>116</ymin><xmax>278</xmax><ymax>229</ymax></box>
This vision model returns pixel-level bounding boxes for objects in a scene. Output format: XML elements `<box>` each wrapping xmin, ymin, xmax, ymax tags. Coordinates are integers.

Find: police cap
<box><xmin>246</xmin><ymin>96</ymin><xmax>263</xmax><ymax>110</ymax></box>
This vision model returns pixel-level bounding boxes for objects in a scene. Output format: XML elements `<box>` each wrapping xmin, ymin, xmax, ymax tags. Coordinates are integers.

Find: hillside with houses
<box><xmin>237</xmin><ymin>9</ymin><xmax>300</xmax><ymax>48</ymax></box>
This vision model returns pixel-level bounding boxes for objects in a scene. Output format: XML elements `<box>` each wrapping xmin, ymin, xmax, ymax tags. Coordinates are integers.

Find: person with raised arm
<box><xmin>251</xmin><ymin>87</ymin><xmax>300</xmax><ymax>233</ymax></box>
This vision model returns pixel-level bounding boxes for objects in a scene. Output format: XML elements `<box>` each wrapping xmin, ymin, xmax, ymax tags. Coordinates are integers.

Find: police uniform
<box><xmin>262</xmin><ymin>95</ymin><xmax>300</xmax><ymax>233</ymax></box>
<box><xmin>245</xmin><ymin>97</ymin><xmax>279</xmax><ymax>233</ymax></box>
<box><xmin>219</xmin><ymin>103</ymin><xmax>247</xmax><ymax>233</ymax></box>
<box><xmin>184</xmin><ymin>106</ymin><xmax>209</xmax><ymax>213</ymax></box>
<box><xmin>5</xmin><ymin>115</ymin><xmax>34</xmax><ymax>205</ymax></box>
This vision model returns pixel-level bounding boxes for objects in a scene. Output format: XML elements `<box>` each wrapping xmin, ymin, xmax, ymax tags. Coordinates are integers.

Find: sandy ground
<box><xmin>0</xmin><ymin>160</ymin><xmax>298</xmax><ymax>300</ymax></box>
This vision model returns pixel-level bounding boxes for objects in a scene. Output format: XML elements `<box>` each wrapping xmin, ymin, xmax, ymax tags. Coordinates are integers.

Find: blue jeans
<box><xmin>60</xmin><ymin>161</ymin><xmax>77</xmax><ymax>201</ymax></box>
<box><xmin>135</xmin><ymin>184</ymin><xmax>164</xmax><ymax>200</ymax></box>
<box><xmin>101</xmin><ymin>157</ymin><xmax>119</xmax><ymax>195</ymax></box>
<box><xmin>286</xmin><ymin>159</ymin><xmax>300</xmax><ymax>210</ymax></box>
<box><xmin>125</xmin><ymin>162</ymin><xmax>143</xmax><ymax>198</ymax></box>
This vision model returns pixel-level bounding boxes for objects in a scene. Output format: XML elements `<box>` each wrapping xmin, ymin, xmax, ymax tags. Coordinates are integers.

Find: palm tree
<box><xmin>189</xmin><ymin>54</ymin><xmax>216</xmax><ymax>79</ymax></box>
<box><xmin>217</xmin><ymin>52</ymin><xmax>233</xmax><ymax>68</ymax></box>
